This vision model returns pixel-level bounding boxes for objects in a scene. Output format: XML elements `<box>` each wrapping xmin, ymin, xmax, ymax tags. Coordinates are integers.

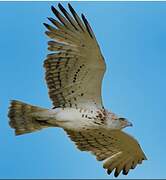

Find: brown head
<box><xmin>106</xmin><ymin>110</ymin><xmax>133</xmax><ymax>129</ymax></box>
<box><xmin>118</xmin><ymin>117</ymin><xmax>133</xmax><ymax>129</ymax></box>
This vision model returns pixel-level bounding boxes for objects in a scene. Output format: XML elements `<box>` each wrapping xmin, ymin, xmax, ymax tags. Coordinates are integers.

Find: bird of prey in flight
<box><xmin>8</xmin><ymin>3</ymin><xmax>147</xmax><ymax>177</ymax></box>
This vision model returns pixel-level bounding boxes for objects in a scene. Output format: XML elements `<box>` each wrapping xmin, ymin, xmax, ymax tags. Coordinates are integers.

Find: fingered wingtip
<box><xmin>68</xmin><ymin>3</ymin><xmax>72</xmax><ymax>8</ymax></box>
<box><xmin>81</xmin><ymin>13</ymin><xmax>84</xmax><ymax>19</ymax></box>
<box><xmin>81</xmin><ymin>13</ymin><xmax>88</xmax><ymax>25</ymax></box>
<box><xmin>58</xmin><ymin>3</ymin><xmax>67</xmax><ymax>13</ymax></box>
<box><xmin>43</xmin><ymin>23</ymin><xmax>48</xmax><ymax>27</ymax></box>
<box><xmin>122</xmin><ymin>169</ymin><xmax>129</xmax><ymax>175</ymax></box>
<box><xmin>81</xmin><ymin>13</ymin><xmax>86</xmax><ymax>23</ymax></box>
<box><xmin>114</xmin><ymin>171</ymin><xmax>120</xmax><ymax>178</ymax></box>
<box><xmin>47</xmin><ymin>17</ymin><xmax>54</xmax><ymax>21</ymax></box>
<box><xmin>43</xmin><ymin>23</ymin><xmax>52</xmax><ymax>31</ymax></box>
<box><xmin>58</xmin><ymin>3</ymin><xmax>62</xmax><ymax>8</ymax></box>
<box><xmin>47</xmin><ymin>17</ymin><xmax>51</xmax><ymax>20</ymax></box>
<box><xmin>51</xmin><ymin>5</ymin><xmax>58</xmax><ymax>14</ymax></box>
<box><xmin>68</xmin><ymin>3</ymin><xmax>74</xmax><ymax>12</ymax></box>
<box><xmin>51</xmin><ymin>5</ymin><xmax>55</xmax><ymax>11</ymax></box>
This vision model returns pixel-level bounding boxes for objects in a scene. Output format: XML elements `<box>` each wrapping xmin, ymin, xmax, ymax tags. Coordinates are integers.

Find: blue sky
<box><xmin>0</xmin><ymin>1</ymin><xmax>166</xmax><ymax>179</ymax></box>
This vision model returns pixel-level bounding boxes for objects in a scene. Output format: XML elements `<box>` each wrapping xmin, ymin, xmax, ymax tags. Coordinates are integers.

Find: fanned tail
<box><xmin>8</xmin><ymin>100</ymin><xmax>54</xmax><ymax>135</ymax></box>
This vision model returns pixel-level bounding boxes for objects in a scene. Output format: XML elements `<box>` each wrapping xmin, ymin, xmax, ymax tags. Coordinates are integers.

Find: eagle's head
<box><xmin>106</xmin><ymin>111</ymin><xmax>133</xmax><ymax>129</ymax></box>
<box><xmin>118</xmin><ymin>117</ymin><xmax>133</xmax><ymax>129</ymax></box>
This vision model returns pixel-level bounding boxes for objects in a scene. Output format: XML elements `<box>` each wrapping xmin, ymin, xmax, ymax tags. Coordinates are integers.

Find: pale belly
<box><xmin>48</xmin><ymin>107</ymin><xmax>102</xmax><ymax>130</ymax></box>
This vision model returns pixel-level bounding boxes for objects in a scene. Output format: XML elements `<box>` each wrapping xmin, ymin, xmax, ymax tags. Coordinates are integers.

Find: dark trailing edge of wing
<box><xmin>46</xmin><ymin>3</ymin><xmax>95</xmax><ymax>39</ymax></box>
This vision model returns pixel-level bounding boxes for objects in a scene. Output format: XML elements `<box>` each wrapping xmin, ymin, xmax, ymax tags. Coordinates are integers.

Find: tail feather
<box><xmin>8</xmin><ymin>100</ymin><xmax>53</xmax><ymax>135</ymax></box>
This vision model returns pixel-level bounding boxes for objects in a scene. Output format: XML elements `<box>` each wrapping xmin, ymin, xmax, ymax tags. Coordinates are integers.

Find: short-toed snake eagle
<box><xmin>8</xmin><ymin>3</ymin><xmax>147</xmax><ymax>177</ymax></box>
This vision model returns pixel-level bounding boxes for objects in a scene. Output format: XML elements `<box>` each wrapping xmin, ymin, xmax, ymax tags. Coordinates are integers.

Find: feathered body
<box><xmin>8</xmin><ymin>3</ymin><xmax>147</xmax><ymax>177</ymax></box>
<box><xmin>9</xmin><ymin>100</ymin><xmax>131</xmax><ymax>133</ymax></box>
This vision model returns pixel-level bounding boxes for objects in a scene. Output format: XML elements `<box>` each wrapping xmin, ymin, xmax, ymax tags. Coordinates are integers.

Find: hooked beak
<box><xmin>126</xmin><ymin>121</ymin><xmax>133</xmax><ymax>127</ymax></box>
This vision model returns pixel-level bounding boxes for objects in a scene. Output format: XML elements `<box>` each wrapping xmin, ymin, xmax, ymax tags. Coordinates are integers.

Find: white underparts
<box><xmin>34</xmin><ymin>107</ymin><xmax>102</xmax><ymax>130</ymax></box>
<box><xmin>33</xmin><ymin>107</ymin><xmax>121</xmax><ymax>130</ymax></box>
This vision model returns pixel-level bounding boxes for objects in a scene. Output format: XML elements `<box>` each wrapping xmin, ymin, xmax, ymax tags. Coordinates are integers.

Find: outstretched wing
<box><xmin>65</xmin><ymin>129</ymin><xmax>147</xmax><ymax>177</ymax></box>
<box><xmin>44</xmin><ymin>3</ymin><xmax>106</xmax><ymax>109</ymax></box>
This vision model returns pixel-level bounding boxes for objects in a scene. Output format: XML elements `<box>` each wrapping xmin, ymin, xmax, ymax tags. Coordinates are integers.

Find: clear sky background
<box><xmin>0</xmin><ymin>1</ymin><xmax>166</xmax><ymax>179</ymax></box>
